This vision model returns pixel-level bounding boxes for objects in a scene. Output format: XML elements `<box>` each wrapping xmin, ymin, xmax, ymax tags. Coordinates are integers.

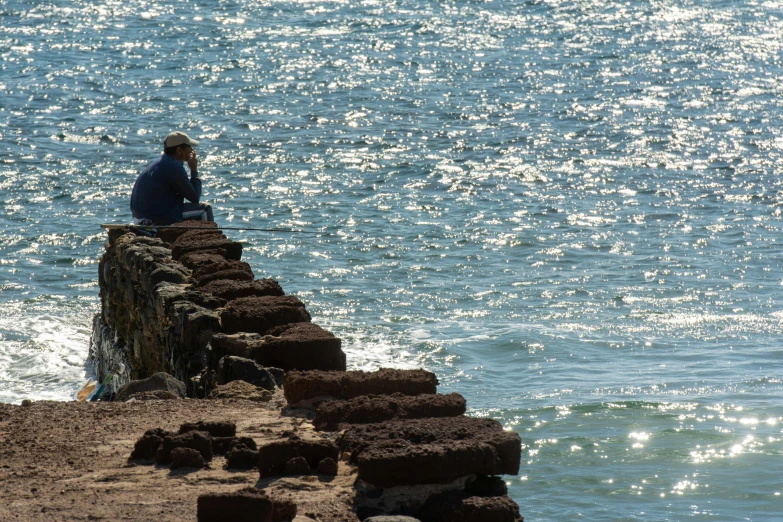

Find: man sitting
<box><xmin>130</xmin><ymin>131</ymin><xmax>214</xmax><ymax>225</ymax></box>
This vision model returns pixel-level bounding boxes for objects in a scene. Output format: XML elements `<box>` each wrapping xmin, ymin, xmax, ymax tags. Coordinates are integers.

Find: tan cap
<box><xmin>164</xmin><ymin>131</ymin><xmax>199</xmax><ymax>148</ymax></box>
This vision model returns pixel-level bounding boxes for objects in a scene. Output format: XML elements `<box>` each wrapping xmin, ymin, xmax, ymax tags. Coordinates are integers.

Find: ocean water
<box><xmin>2</xmin><ymin>0</ymin><xmax>783</xmax><ymax>518</ymax></box>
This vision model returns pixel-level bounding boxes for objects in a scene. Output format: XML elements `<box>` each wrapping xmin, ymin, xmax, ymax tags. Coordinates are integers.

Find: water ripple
<box><xmin>3</xmin><ymin>0</ymin><xmax>783</xmax><ymax>518</ymax></box>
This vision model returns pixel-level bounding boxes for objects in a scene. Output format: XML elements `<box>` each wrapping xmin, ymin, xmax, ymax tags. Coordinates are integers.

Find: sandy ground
<box><xmin>0</xmin><ymin>393</ymin><xmax>360</xmax><ymax>522</ymax></box>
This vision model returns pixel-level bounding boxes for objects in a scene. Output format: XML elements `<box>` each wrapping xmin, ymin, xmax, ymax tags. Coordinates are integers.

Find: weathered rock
<box><xmin>416</xmin><ymin>494</ymin><xmax>523</xmax><ymax>522</ymax></box>
<box><xmin>271</xmin><ymin>496</ymin><xmax>298</xmax><ymax>522</ymax></box>
<box><xmin>177</xmin><ymin>251</ymin><xmax>224</xmax><ymax>272</ymax></box>
<box><xmin>176</xmin><ymin>228</ymin><xmax>226</xmax><ymax>241</ymax></box>
<box><xmin>267</xmin><ymin>367</ymin><xmax>285</xmax><ymax>387</ymax></box>
<box><xmin>156</xmin><ymin>220</ymin><xmax>219</xmax><ymax>244</ymax></box>
<box><xmin>129</xmin><ymin>428</ymin><xmax>173</xmax><ymax>461</ymax></box>
<box><xmin>130</xmin><ymin>435</ymin><xmax>164</xmax><ymax>461</ymax></box>
<box><xmin>152</xmin><ymin>283</ymin><xmax>227</xmax><ymax>312</ymax></box>
<box><xmin>197</xmin><ymin>488</ymin><xmax>274</xmax><ymax>522</ymax></box>
<box><xmin>127</xmin><ymin>390</ymin><xmax>181</xmax><ymax>401</ymax></box>
<box><xmin>146</xmin><ymin>263</ymin><xmax>190</xmax><ymax>292</ymax></box>
<box><xmin>211</xmin><ymin>436</ymin><xmax>257</xmax><ymax>456</ymax></box>
<box><xmin>339</xmin><ymin>417</ymin><xmax>518</xmax><ymax>466</ymax></box>
<box><xmin>156</xmin><ymin>431</ymin><xmax>213</xmax><ymax>464</ymax></box>
<box><xmin>172</xmin><ymin>237</ymin><xmax>243</xmax><ymax>261</ymax></box>
<box><xmin>168</xmin><ymin>301</ymin><xmax>221</xmax><ymax>355</ymax></box>
<box><xmin>212</xmin><ymin>323</ymin><xmax>344</xmax><ymax>372</ymax></box>
<box><xmin>313</xmin><ymin>393</ymin><xmax>466</xmax><ymax>431</ymax></box>
<box><xmin>258</xmin><ymin>437</ymin><xmax>339</xmax><ymax>478</ymax></box>
<box><xmin>211</xmin><ymin>437</ymin><xmax>235</xmax><ymax>456</ymax></box>
<box><xmin>235</xmin><ymin>436</ymin><xmax>258</xmax><ymax>451</ymax></box>
<box><xmin>208</xmin><ymin>332</ymin><xmax>265</xmax><ymax>353</ymax></box>
<box><xmin>255</xmin><ymin>323</ymin><xmax>345</xmax><ymax>371</ymax></box>
<box><xmin>226</xmin><ymin>444</ymin><xmax>260</xmax><ymax>470</ymax></box>
<box><xmin>283</xmin><ymin>456</ymin><xmax>311</xmax><ymax>476</ymax></box>
<box><xmin>338</xmin><ymin>417</ymin><xmax>521</xmax><ymax>487</ymax></box>
<box><xmin>115</xmin><ymin>372</ymin><xmax>187</xmax><ymax>402</ymax></box>
<box><xmin>171</xmin><ymin>447</ymin><xmax>206</xmax><ymax>469</ymax></box>
<box><xmin>208</xmin><ymin>380</ymin><xmax>273</xmax><ymax>402</ymax></box>
<box><xmin>465</xmin><ymin>476</ymin><xmax>508</xmax><ymax>498</ymax></box>
<box><xmin>356</xmin><ymin>440</ymin><xmax>499</xmax><ymax>488</ymax></box>
<box><xmin>316</xmin><ymin>457</ymin><xmax>338</xmax><ymax>476</ymax></box>
<box><xmin>284</xmin><ymin>369</ymin><xmax>439</xmax><ymax>408</ymax></box>
<box><xmin>179</xmin><ymin>421</ymin><xmax>236</xmax><ymax>438</ymax></box>
<box><xmin>219</xmin><ymin>296</ymin><xmax>311</xmax><ymax>335</ymax></box>
<box><xmin>196</xmin><ymin>268</ymin><xmax>254</xmax><ymax>287</ymax></box>
<box><xmin>165</xmin><ymin>301</ymin><xmax>221</xmax><ymax>385</ymax></box>
<box><xmin>115</xmin><ymin>238</ymin><xmax>173</xmax><ymax>280</ymax></box>
<box><xmin>217</xmin><ymin>356</ymin><xmax>276</xmax><ymax>391</ymax></box>
<box><xmin>200</xmin><ymin>278</ymin><xmax>285</xmax><ymax>301</ymax></box>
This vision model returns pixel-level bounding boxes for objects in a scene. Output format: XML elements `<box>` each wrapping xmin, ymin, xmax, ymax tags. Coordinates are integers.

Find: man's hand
<box><xmin>187</xmin><ymin>150</ymin><xmax>198</xmax><ymax>172</ymax></box>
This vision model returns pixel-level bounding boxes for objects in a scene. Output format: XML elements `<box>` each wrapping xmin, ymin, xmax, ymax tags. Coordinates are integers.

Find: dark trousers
<box><xmin>182</xmin><ymin>202</ymin><xmax>214</xmax><ymax>222</ymax></box>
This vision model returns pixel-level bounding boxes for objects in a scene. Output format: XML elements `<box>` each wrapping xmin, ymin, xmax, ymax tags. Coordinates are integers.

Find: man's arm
<box><xmin>170</xmin><ymin>153</ymin><xmax>202</xmax><ymax>203</ymax></box>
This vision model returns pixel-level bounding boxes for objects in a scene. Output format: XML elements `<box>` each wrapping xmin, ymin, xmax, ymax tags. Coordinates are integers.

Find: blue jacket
<box><xmin>130</xmin><ymin>154</ymin><xmax>202</xmax><ymax>225</ymax></box>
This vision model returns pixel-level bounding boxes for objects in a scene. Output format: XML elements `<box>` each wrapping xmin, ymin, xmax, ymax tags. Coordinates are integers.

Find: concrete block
<box><xmin>284</xmin><ymin>369</ymin><xmax>438</xmax><ymax>408</ymax></box>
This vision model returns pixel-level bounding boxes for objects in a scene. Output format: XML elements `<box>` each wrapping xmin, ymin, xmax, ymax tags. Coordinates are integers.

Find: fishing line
<box><xmin>101</xmin><ymin>224</ymin><xmax>318</xmax><ymax>234</ymax></box>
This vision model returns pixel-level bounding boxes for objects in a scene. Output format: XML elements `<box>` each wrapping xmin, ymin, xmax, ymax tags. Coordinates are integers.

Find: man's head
<box><xmin>163</xmin><ymin>131</ymin><xmax>199</xmax><ymax>159</ymax></box>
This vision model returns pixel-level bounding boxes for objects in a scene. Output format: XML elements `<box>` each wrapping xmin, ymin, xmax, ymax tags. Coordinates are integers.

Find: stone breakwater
<box><xmin>92</xmin><ymin>221</ymin><xmax>345</xmax><ymax>395</ymax></box>
<box><xmin>91</xmin><ymin>223</ymin><xmax>524</xmax><ymax>521</ymax></box>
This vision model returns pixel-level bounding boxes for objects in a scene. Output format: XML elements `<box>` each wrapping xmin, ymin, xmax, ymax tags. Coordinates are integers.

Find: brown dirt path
<box><xmin>0</xmin><ymin>394</ymin><xmax>359</xmax><ymax>522</ymax></box>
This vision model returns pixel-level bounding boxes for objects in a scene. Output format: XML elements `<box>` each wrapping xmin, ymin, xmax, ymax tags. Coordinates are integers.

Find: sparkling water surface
<box><xmin>2</xmin><ymin>0</ymin><xmax>783</xmax><ymax>519</ymax></box>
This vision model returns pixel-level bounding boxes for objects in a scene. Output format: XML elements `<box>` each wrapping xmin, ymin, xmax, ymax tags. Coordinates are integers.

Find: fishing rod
<box><xmin>100</xmin><ymin>224</ymin><xmax>317</xmax><ymax>234</ymax></box>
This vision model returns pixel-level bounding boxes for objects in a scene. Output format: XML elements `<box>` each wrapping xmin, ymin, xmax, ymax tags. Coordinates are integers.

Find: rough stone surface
<box><xmin>271</xmin><ymin>497</ymin><xmax>299</xmax><ymax>522</ymax></box>
<box><xmin>211</xmin><ymin>437</ymin><xmax>235</xmax><ymax>456</ymax></box>
<box><xmin>156</xmin><ymin>430</ymin><xmax>213</xmax><ymax>464</ymax></box>
<box><xmin>147</xmin><ymin>263</ymin><xmax>190</xmax><ymax>292</ymax></box>
<box><xmin>0</xmin><ymin>381</ymin><xmax>365</xmax><ymax>522</ymax></box>
<box><xmin>313</xmin><ymin>393</ymin><xmax>466</xmax><ymax>431</ymax></box>
<box><xmin>338</xmin><ymin>417</ymin><xmax>521</xmax><ymax>487</ymax></box>
<box><xmin>208</xmin><ymin>380</ymin><xmax>274</xmax><ymax>402</ymax></box>
<box><xmin>267</xmin><ymin>367</ymin><xmax>286</xmax><ymax>387</ymax></box>
<box><xmin>416</xmin><ymin>494</ymin><xmax>523</xmax><ymax>522</ymax></box>
<box><xmin>179</xmin><ymin>421</ymin><xmax>237</xmax><ymax>438</ymax></box>
<box><xmin>284</xmin><ymin>456</ymin><xmax>312</xmax><ymax>476</ymax></box>
<box><xmin>339</xmin><ymin>418</ymin><xmax>515</xmax><ymax>463</ymax></box>
<box><xmin>156</xmin><ymin>220</ymin><xmax>219</xmax><ymax>244</ymax></box>
<box><xmin>174</xmin><ymin>229</ymin><xmax>227</xmax><ymax>245</ymax></box>
<box><xmin>197</xmin><ymin>488</ymin><xmax>274</xmax><ymax>522</ymax></box>
<box><xmin>317</xmin><ymin>457</ymin><xmax>338</xmax><ymax>476</ymax></box>
<box><xmin>226</xmin><ymin>444</ymin><xmax>260</xmax><ymax>470</ymax></box>
<box><xmin>196</xmin><ymin>268</ymin><xmax>254</xmax><ymax>288</ymax></box>
<box><xmin>200</xmin><ymin>278</ymin><xmax>285</xmax><ymax>300</ymax></box>
<box><xmin>153</xmin><ymin>283</ymin><xmax>225</xmax><ymax>314</ymax></box>
<box><xmin>217</xmin><ymin>355</ymin><xmax>277</xmax><ymax>391</ymax></box>
<box><xmin>189</xmin><ymin>257</ymin><xmax>253</xmax><ymax>281</ymax></box>
<box><xmin>258</xmin><ymin>437</ymin><xmax>339</xmax><ymax>478</ymax></box>
<box><xmin>129</xmin><ymin>428</ymin><xmax>173</xmax><ymax>461</ymax></box>
<box><xmin>86</xmin><ymin>225</ymin><xmax>524</xmax><ymax>522</ymax></box>
<box><xmin>94</xmin><ymin>233</ymin><xmax>194</xmax><ymax>389</ymax></box>
<box><xmin>171</xmin><ymin>447</ymin><xmax>206</xmax><ymax>469</ymax></box>
<box><xmin>172</xmin><ymin>237</ymin><xmax>243</xmax><ymax>261</ymax></box>
<box><xmin>284</xmin><ymin>369</ymin><xmax>439</xmax><ymax>408</ymax></box>
<box><xmin>127</xmin><ymin>390</ymin><xmax>182</xmax><ymax>401</ymax></box>
<box><xmin>177</xmin><ymin>251</ymin><xmax>225</xmax><ymax>272</ymax></box>
<box><xmin>465</xmin><ymin>476</ymin><xmax>508</xmax><ymax>498</ymax></box>
<box><xmin>211</xmin><ymin>436</ymin><xmax>258</xmax><ymax>456</ymax></box>
<box><xmin>212</xmin><ymin>323</ymin><xmax>345</xmax><ymax>372</ymax></box>
<box><xmin>234</xmin><ymin>436</ymin><xmax>259</xmax><ymax>452</ymax></box>
<box><xmin>356</xmin><ymin>440</ymin><xmax>499</xmax><ymax>488</ymax></box>
<box><xmin>168</xmin><ymin>300</ymin><xmax>222</xmax><ymax>355</ymax></box>
<box><xmin>220</xmin><ymin>296</ymin><xmax>312</xmax><ymax>335</ymax></box>
<box><xmin>115</xmin><ymin>373</ymin><xmax>187</xmax><ymax>402</ymax></box>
